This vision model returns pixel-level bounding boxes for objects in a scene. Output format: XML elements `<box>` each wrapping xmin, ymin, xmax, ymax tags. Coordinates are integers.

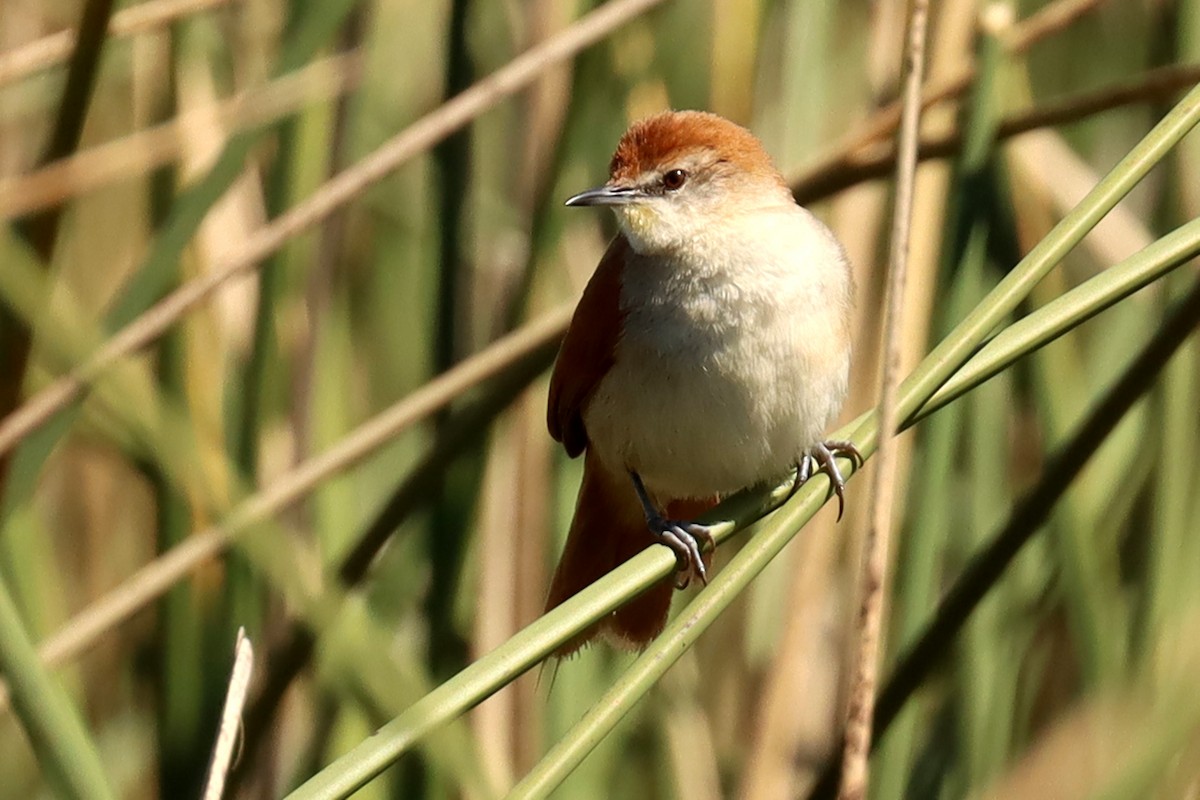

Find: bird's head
<box><xmin>565</xmin><ymin>110</ymin><xmax>794</xmax><ymax>255</ymax></box>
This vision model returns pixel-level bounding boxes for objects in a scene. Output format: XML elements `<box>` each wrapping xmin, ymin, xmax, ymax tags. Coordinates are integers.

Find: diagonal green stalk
<box><xmin>0</xmin><ymin>572</ymin><xmax>115</xmax><ymax>800</ymax></box>
<box><xmin>805</xmin><ymin>271</ymin><xmax>1200</xmax><ymax>800</ymax></box>
<box><xmin>229</xmin><ymin>345</ymin><xmax>557</xmax><ymax>787</ymax></box>
<box><xmin>892</xmin><ymin>79</ymin><xmax>1200</xmax><ymax>429</ymax></box>
<box><xmin>520</xmin><ymin>261</ymin><xmax>1200</xmax><ymax>800</ymax></box>
<box><xmin>927</xmin><ymin>216</ymin><xmax>1200</xmax><ymax>415</ymax></box>
<box><xmin>1136</xmin><ymin>0</ymin><xmax>1200</xmax><ymax>654</ymax></box>
<box><xmin>510</xmin><ymin>487</ymin><xmax>843</xmax><ymax>799</ymax></box>
<box><xmin>285</xmin><ymin>81</ymin><xmax>1200</xmax><ymax>797</ymax></box>
<box><xmin>282</xmin><ymin>472</ymin><xmax>800</xmax><ymax>799</ymax></box>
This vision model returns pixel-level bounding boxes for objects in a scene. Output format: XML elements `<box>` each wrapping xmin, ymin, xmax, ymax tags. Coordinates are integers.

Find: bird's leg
<box><xmin>630</xmin><ymin>472</ymin><xmax>714</xmax><ymax>589</ymax></box>
<box><xmin>797</xmin><ymin>440</ymin><xmax>864</xmax><ymax>521</ymax></box>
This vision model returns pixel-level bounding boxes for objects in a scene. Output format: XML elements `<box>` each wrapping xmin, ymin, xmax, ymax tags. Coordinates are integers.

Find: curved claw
<box><xmin>652</xmin><ymin>520</ymin><xmax>714</xmax><ymax>588</ymax></box>
<box><xmin>798</xmin><ymin>439</ymin><xmax>864</xmax><ymax>521</ymax></box>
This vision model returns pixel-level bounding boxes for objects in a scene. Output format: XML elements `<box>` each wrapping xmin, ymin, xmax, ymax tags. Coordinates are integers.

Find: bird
<box><xmin>545</xmin><ymin>110</ymin><xmax>860</xmax><ymax>656</ymax></box>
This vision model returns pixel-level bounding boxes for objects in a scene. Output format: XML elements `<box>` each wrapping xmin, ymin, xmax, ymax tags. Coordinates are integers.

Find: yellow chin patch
<box><xmin>617</xmin><ymin>205</ymin><xmax>660</xmax><ymax>243</ymax></box>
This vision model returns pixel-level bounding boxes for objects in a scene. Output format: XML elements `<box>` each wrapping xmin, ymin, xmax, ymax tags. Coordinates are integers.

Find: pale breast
<box><xmin>582</xmin><ymin>207</ymin><xmax>851</xmax><ymax>500</ymax></box>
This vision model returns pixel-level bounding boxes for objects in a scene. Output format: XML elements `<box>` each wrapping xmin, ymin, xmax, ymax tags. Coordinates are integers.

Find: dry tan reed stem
<box><xmin>0</xmin><ymin>0</ymin><xmax>1101</xmax><ymax>465</ymax></box>
<box><xmin>791</xmin><ymin>62</ymin><xmax>1200</xmax><ymax>204</ymax></box>
<box><xmin>0</xmin><ymin>0</ymin><xmax>1109</xmax><ymax>716</ymax></box>
<box><xmin>797</xmin><ymin>0</ymin><xmax>1107</xmax><ymax>185</ymax></box>
<box><xmin>0</xmin><ymin>304</ymin><xmax>571</xmax><ymax>713</ymax></box>
<box><xmin>838</xmin><ymin>0</ymin><xmax>931</xmax><ymax>797</ymax></box>
<box><xmin>0</xmin><ymin>0</ymin><xmax>234</xmax><ymax>86</ymax></box>
<box><xmin>0</xmin><ymin>54</ymin><xmax>361</xmax><ymax>218</ymax></box>
<box><xmin>0</xmin><ymin>0</ymin><xmax>667</xmax><ymax>465</ymax></box>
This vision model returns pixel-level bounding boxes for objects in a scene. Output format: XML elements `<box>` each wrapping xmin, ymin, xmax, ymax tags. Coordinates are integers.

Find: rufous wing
<box><xmin>547</xmin><ymin>235</ymin><xmax>630</xmax><ymax>457</ymax></box>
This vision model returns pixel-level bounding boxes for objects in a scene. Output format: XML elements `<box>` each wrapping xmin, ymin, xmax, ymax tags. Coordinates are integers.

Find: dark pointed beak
<box><xmin>564</xmin><ymin>184</ymin><xmax>642</xmax><ymax>207</ymax></box>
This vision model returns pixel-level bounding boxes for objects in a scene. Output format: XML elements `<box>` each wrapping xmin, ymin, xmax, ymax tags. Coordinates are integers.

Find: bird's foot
<box><xmin>630</xmin><ymin>472</ymin><xmax>714</xmax><ymax>589</ymax></box>
<box><xmin>646</xmin><ymin>516</ymin><xmax>714</xmax><ymax>589</ymax></box>
<box><xmin>794</xmin><ymin>440</ymin><xmax>864</xmax><ymax>521</ymax></box>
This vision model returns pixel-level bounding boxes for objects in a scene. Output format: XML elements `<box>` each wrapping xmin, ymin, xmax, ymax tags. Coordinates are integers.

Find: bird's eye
<box><xmin>662</xmin><ymin>169</ymin><xmax>687</xmax><ymax>191</ymax></box>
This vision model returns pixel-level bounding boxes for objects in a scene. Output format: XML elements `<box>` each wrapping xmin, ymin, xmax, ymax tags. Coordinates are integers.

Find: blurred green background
<box><xmin>1</xmin><ymin>0</ymin><xmax>1199</xmax><ymax>797</ymax></box>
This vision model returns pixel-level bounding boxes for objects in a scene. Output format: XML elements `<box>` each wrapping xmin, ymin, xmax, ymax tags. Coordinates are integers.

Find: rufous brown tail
<box><xmin>545</xmin><ymin>451</ymin><xmax>715</xmax><ymax>657</ymax></box>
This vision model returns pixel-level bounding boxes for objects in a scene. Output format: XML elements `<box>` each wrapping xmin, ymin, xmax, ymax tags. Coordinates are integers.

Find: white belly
<box><xmin>582</xmin><ymin>217</ymin><xmax>851</xmax><ymax>500</ymax></box>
